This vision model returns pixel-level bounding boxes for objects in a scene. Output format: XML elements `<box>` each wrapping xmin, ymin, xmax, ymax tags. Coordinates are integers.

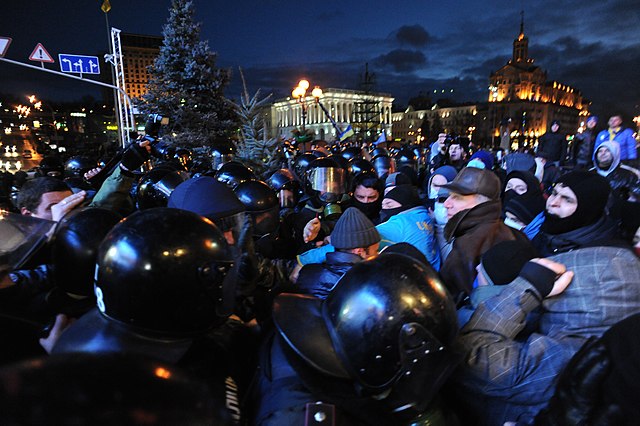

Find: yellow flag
<box><xmin>101</xmin><ymin>0</ymin><xmax>111</xmax><ymax>13</ymax></box>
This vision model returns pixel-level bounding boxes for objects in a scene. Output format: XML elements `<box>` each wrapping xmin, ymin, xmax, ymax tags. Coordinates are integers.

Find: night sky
<box><xmin>2</xmin><ymin>0</ymin><xmax>639</xmax><ymax>121</ymax></box>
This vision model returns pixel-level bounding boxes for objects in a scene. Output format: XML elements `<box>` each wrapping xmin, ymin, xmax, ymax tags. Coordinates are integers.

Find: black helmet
<box><xmin>173</xmin><ymin>148</ymin><xmax>193</xmax><ymax>171</ymax></box>
<box><xmin>50</xmin><ymin>207</ymin><xmax>122</xmax><ymax>301</ymax></box>
<box><xmin>188</xmin><ymin>155</ymin><xmax>213</xmax><ymax>176</ymax></box>
<box><xmin>273</xmin><ymin>253</ymin><xmax>459</xmax><ymax>415</ymax></box>
<box><xmin>307</xmin><ymin>157</ymin><xmax>346</xmax><ymax>201</ymax></box>
<box><xmin>39</xmin><ymin>156</ymin><xmax>64</xmax><ymax>178</ymax></box>
<box><xmin>310</xmin><ymin>149</ymin><xmax>327</xmax><ymax>158</ymax></box>
<box><xmin>371</xmin><ymin>147</ymin><xmax>390</xmax><ymax>158</ymax></box>
<box><xmin>327</xmin><ymin>154</ymin><xmax>350</xmax><ymax>171</ymax></box>
<box><xmin>234</xmin><ymin>180</ymin><xmax>279</xmax><ymax>236</ymax></box>
<box><xmin>292</xmin><ymin>153</ymin><xmax>317</xmax><ymax>182</ymax></box>
<box><xmin>341</xmin><ymin>146</ymin><xmax>364</xmax><ymax>162</ymax></box>
<box><xmin>394</xmin><ymin>148</ymin><xmax>417</xmax><ymax>170</ymax></box>
<box><xmin>266</xmin><ymin>169</ymin><xmax>302</xmax><ymax>209</ymax></box>
<box><xmin>348</xmin><ymin>158</ymin><xmax>376</xmax><ymax>177</ymax></box>
<box><xmin>215</xmin><ymin>161</ymin><xmax>256</xmax><ymax>189</ymax></box>
<box><xmin>136</xmin><ymin>167</ymin><xmax>189</xmax><ymax>210</ymax></box>
<box><xmin>372</xmin><ymin>154</ymin><xmax>395</xmax><ymax>178</ymax></box>
<box><xmin>64</xmin><ymin>156</ymin><xmax>96</xmax><ymax>178</ymax></box>
<box><xmin>94</xmin><ymin>208</ymin><xmax>234</xmax><ymax>336</ymax></box>
<box><xmin>0</xmin><ymin>353</ymin><xmax>230</xmax><ymax>425</ymax></box>
<box><xmin>210</xmin><ymin>138</ymin><xmax>236</xmax><ymax>170</ymax></box>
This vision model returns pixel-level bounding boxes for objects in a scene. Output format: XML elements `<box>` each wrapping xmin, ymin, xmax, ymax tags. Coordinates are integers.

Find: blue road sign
<box><xmin>58</xmin><ymin>54</ymin><xmax>100</xmax><ymax>74</ymax></box>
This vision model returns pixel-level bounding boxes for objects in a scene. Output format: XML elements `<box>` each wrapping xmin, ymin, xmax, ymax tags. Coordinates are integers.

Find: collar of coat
<box><xmin>444</xmin><ymin>200</ymin><xmax>502</xmax><ymax>241</ymax></box>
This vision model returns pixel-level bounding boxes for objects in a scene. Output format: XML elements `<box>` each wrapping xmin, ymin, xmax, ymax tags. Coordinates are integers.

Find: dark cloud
<box><xmin>373</xmin><ymin>49</ymin><xmax>426</xmax><ymax>73</ymax></box>
<box><xmin>393</xmin><ymin>25</ymin><xmax>431</xmax><ymax>47</ymax></box>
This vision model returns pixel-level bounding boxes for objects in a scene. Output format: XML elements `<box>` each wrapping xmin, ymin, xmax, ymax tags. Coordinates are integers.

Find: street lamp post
<box><xmin>291</xmin><ymin>79</ymin><xmax>323</xmax><ymax>133</ymax></box>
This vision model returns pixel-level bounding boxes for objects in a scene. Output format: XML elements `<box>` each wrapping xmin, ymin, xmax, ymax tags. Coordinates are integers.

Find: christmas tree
<box><xmin>140</xmin><ymin>0</ymin><xmax>236</xmax><ymax>148</ymax></box>
<box><xmin>230</xmin><ymin>69</ymin><xmax>285</xmax><ymax>178</ymax></box>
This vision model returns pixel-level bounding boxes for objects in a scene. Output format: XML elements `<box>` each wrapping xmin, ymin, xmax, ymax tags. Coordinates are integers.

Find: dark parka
<box><xmin>440</xmin><ymin>200</ymin><xmax>530</xmax><ymax>302</ymax></box>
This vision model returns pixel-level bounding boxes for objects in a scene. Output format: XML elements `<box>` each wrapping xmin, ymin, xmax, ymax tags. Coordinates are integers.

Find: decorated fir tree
<box><xmin>140</xmin><ymin>0</ymin><xmax>235</xmax><ymax>148</ymax></box>
<box><xmin>230</xmin><ymin>69</ymin><xmax>285</xmax><ymax>177</ymax></box>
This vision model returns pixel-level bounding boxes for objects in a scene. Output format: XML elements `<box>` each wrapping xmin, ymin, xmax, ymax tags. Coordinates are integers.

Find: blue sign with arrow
<box><xmin>58</xmin><ymin>54</ymin><xmax>100</xmax><ymax>74</ymax></box>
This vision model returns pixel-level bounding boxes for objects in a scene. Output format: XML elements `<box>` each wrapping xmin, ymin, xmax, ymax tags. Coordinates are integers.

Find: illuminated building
<box><xmin>486</xmin><ymin>14</ymin><xmax>589</xmax><ymax>145</ymax></box>
<box><xmin>120</xmin><ymin>33</ymin><xmax>162</xmax><ymax>100</ymax></box>
<box><xmin>271</xmin><ymin>88</ymin><xmax>393</xmax><ymax>141</ymax></box>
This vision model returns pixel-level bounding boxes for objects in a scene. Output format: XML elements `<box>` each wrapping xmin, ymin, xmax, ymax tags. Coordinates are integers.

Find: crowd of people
<box><xmin>0</xmin><ymin>113</ymin><xmax>639</xmax><ymax>425</ymax></box>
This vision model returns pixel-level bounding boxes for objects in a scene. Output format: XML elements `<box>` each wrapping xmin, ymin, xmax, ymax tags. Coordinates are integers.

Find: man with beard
<box><xmin>532</xmin><ymin>171</ymin><xmax>621</xmax><ymax>256</ymax></box>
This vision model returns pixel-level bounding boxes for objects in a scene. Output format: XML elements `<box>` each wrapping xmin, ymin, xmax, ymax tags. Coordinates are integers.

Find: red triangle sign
<box><xmin>29</xmin><ymin>43</ymin><xmax>54</xmax><ymax>63</ymax></box>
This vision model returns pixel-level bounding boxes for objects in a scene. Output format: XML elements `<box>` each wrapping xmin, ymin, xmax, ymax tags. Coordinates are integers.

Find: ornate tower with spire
<box><xmin>512</xmin><ymin>11</ymin><xmax>530</xmax><ymax>63</ymax></box>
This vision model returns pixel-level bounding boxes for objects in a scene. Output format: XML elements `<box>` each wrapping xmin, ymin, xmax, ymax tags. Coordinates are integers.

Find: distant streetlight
<box><xmin>291</xmin><ymin>79</ymin><xmax>323</xmax><ymax>132</ymax></box>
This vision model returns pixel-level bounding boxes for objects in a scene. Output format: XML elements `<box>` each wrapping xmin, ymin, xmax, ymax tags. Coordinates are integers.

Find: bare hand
<box><xmin>530</xmin><ymin>258</ymin><xmax>574</xmax><ymax>297</ymax></box>
<box><xmin>39</xmin><ymin>314</ymin><xmax>75</xmax><ymax>354</ymax></box>
<box><xmin>303</xmin><ymin>217</ymin><xmax>321</xmax><ymax>243</ymax></box>
<box><xmin>50</xmin><ymin>190</ymin><xmax>86</xmax><ymax>222</ymax></box>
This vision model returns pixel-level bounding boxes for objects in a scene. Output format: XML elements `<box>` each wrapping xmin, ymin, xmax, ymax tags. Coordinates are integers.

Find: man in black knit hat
<box><xmin>294</xmin><ymin>207</ymin><xmax>380</xmax><ymax>299</ymax></box>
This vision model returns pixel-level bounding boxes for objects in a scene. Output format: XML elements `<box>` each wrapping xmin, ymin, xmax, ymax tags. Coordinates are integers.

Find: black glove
<box><xmin>519</xmin><ymin>261</ymin><xmax>557</xmax><ymax>299</ymax></box>
<box><xmin>119</xmin><ymin>141</ymin><xmax>149</xmax><ymax>172</ymax></box>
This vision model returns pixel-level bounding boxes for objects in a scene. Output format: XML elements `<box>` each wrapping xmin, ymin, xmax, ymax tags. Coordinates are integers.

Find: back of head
<box><xmin>331</xmin><ymin>207</ymin><xmax>380</xmax><ymax>250</ymax></box>
<box><xmin>0</xmin><ymin>353</ymin><xmax>230</xmax><ymax>425</ymax></box>
<box><xmin>50</xmin><ymin>207</ymin><xmax>122</xmax><ymax>303</ymax></box>
<box><xmin>480</xmin><ymin>240</ymin><xmax>538</xmax><ymax>285</ymax></box>
<box><xmin>168</xmin><ymin>176</ymin><xmax>245</xmax><ymax>224</ymax></box>
<box><xmin>505</xmin><ymin>152</ymin><xmax>536</xmax><ymax>174</ymax></box>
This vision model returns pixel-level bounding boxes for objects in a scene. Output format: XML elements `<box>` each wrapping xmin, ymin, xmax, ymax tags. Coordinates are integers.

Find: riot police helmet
<box><xmin>39</xmin><ymin>156</ymin><xmax>65</xmax><ymax>178</ymax></box>
<box><xmin>234</xmin><ymin>180</ymin><xmax>279</xmax><ymax>237</ymax></box>
<box><xmin>215</xmin><ymin>161</ymin><xmax>256</xmax><ymax>189</ymax></box>
<box><xmin>49</xmin><ymin>207</ymin><xmax>122</xmax><ymax>312</ymax></box>
<box><xmin>348</xmin><ymin>158</ymin><xmax>376</xmax><ymax>177</ymax></box>
<box><xmin>341</xmin><ymin>146</ymin><xmax>364</xmax><ymax>162</ymax></box>
<box><xmin>292</xmin><ymin>153</ymin><xmax>317</xmax><ymax>182</ymax></box>
<box><xmin>64</xmin><ymin>156</ymin><xmax>96</xmax><ymax>178</ymax></box>
<box><xmin>273</xmin><ymin>252</ymin><xmax>459</xmax><ymax>414</ymax></box>
<box><xmin>135</xmin><ymin>167</ymin><xmax>189</xmax><ymax>210</ymax></box>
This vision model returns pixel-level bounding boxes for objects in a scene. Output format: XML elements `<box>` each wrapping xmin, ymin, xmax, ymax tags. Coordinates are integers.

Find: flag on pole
<box><xmin>373</xmin><ymin>131</ymin><xmax>386</xmax><ymax>145</ymax></box>
<box><xmin>101</xmin><ymin>0</ymin><xmax>111</xmax><ymax>13</ymax></box>
<box><xmin>338</xmin><ymin>124</ymin><xmax>354</xmax><ymax>142</ymax></box>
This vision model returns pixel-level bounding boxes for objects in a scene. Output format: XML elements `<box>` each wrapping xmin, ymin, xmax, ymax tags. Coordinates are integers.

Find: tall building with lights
<box><xmin>486</xmin><ymin>14</ymin><xmax>589</xmax><ymax>146</ymax></box>
<box><xmin>120</xmin><ymin>33</ymin><xmax>162</xmax><ymax>100</ymax></box>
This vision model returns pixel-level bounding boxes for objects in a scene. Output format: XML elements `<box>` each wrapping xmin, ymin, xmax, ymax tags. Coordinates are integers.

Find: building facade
<box><xmin>271</xmin><ymin>88</ymin><xmax>394</xmax><ymax>141</ymax></box>
<box><xmin>485</xmin><ymin>18</ymin><xmax>589</xmax><ymax>146</ymax></box>
<box><xmin>121</xmin><ymin>33</ymin><xmax>162</xmax><ymax>100</ymax></box>
<box><xmin>392</xmin><ymin>103</ymin><xmax>483</xmax><ymax>144</ymax></box>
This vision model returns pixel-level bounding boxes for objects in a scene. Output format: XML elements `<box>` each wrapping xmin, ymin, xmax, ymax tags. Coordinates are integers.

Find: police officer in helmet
<box><xmin>50</xmin><ymin>208</ymin><xmax>244</xmax><ymax>422</ymax></box>
<box><xmin>251</xmin><ymin>252</ymin><xmax>460</xmax><ymax>425</ymax></box>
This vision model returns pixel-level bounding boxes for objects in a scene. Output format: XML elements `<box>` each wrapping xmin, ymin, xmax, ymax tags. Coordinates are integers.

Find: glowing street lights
<box><xmin>291</xmin><ymin>79</ymin><xmax>323</xmax><ymax>132</ymax></box>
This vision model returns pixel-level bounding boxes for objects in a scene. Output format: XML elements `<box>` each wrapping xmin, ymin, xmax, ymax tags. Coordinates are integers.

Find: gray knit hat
<box><xmin>331</xmin><ymin>207</ymin><xmax>380</xmax><ymax>250</ymax></box>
